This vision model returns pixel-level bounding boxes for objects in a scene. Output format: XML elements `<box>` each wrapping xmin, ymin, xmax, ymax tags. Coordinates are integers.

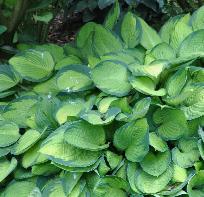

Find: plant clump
<box><xmin>0</xmin><ymin>3</ymin><xmax>204</xmax><ymax>197</ymax></box>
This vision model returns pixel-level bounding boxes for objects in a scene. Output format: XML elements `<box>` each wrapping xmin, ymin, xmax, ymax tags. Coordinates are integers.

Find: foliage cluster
<box><xmin>0</xmin><ymin>2</ymin><xmax>204</xmax><ymax>197</ymax></box>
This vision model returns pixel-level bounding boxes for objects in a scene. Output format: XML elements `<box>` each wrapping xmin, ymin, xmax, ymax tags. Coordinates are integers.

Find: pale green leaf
<box><xmin>9</xmin><ymin>50</ymin><xmax>55</xmax><ymax>82</ymax></box>
<box><xmin>92</xmin><ymin>60</ymin><xmax>131</xmax><ymax>97</ymax></box>
<box><xmin>121</xmin><ymin>12</ymin><xmax>141</xmax><ymax>48</ymax></box>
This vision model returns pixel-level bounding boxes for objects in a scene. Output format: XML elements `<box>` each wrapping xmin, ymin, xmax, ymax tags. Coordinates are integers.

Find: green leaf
<box><xmin>53</xmin><ymin>159</ymin><xmax>100</xmax><ymax>173</ymax></box>
<box><xmin>0</xmin><ymin>121</ymin><xmax>20</xmax><ymax>147</ymax></box>
<box><xmin>140</xmin><ymin>150</ymin><xmax>171</xmax><ymax>177</ymax></box>
<box><xmin>149</xmin><ymin>132</ymin><xmax>168</xmax><ymax>152</ymax></box>
<box><xmin>153</xmin><ymin>108</ymin><xmax>188</xmax><ymax>141</ymax></box>
<box><xmin>55</xmin><ymin>99</ymin><xmax>85</xmax><ymax>124</ymax></box>
<box><xmin>114</xmin><ymin>118</ymin><xmax>149</xmax><ymax>162</ymax></box>
<box><xmin>130</xmin><ymin>76</ymin><xmax>166</xmax><ymax>96</ymax></box>
<box><xmin>181</xmin><ymin>83</ymin><xmax>204</xmax><ymax>120</ymax></box>
<box><xmin>2</xmin><ymin>181</ymin><xmax>37</xmax><ymax>197</ymax></box>
<box><xmin>172</xmin><ymin>164</ymin><xmax>188</xmax><ymax>183</ymax></box>
<box><xmin>187</xmin><ymin>171</ymin><xmax>204</xmax><ymax>197</ymax></box>
<box><xmin>106</xmin><ymin>151</ymin><xmax>122</xmax><ymax>170</ymax></box>
<box><xmin>76</xmin><ymin>22</ymin><xmax>123</xmax><ymax>58</ymax></box>
<box><xmin>172</xmin><ymin>147</ymin><xmax>200</xmax><ymax>168</ymax></box>
<box><xmin>33</xmin><ymin>75</ymin><xmax>59</xmax><ymax>96</ymax></box>
<box><xmin>135</xmin><ymin>166</ymin><xmax>173</xmax><ymax>194</ymax></box>
<box><xmin>80</xmin><ymin>107</ymin><xmax>120</xmax><ymax>125</ymax></box>
<box><xmin>92</xmin><ymin>60</ymin><xmax>131</xmax><ymax>97</ymax></box>
<box><xmin>121</xmin><ymin>12</ymin><xmax>141</xmax><ymax>48</ymax></box>
<box><xmin>0</xmin><ymin>65</ymin><xmax>20</xmax><ymax>92</ymax></box>
<box><xmin>0</xmin><ymin>157</ymin><xmax>17</xmax><ymax>182</ymax></box>
<box><xmin>159</xmin><ymin>15</ymin><xmax>183</xmax><ymax>43</ymax></box>
<box><xmin>129</xmin><ymin>60</ymin><xmax>167</xmax><ymax>81</ymax></box>
<box><xmin>94</xmin><ymin>176</ymin><xmax>130</xmax><ymax>195</ymax></box>
<box><xmin>170</xmin><ymin>14</ymin><xmax>193</xmax><ymax>50</ymax></box>
<box><xmin>129</xmin><ymin>97</ymin><xmax>151</xmax><ymax>120</ymax></box>
<box><xmin>35</xmin><ymin>44</ymin><xmax>65</xmax><ymax>63</ymax></box>
<box><xmin>159</xmin><ymin>172</ymin><xmax>193</xmax><ymax>196</ymax></box>
<box><xmin>166</xmin><ymin>68</ymin><xmax>188</xmax><ymax>97</ymax></box>
<box><xmin>42</xmin><ymin>178</ymin><xmax>66</xmax><ymax>197</ymax></box>
<box><xmin>178</xmin><ymin>30</ymin><xmax>204</xmax><ymax>57</ymax></box>
<box><xmin>39</xmin><ymin>126</ymin><xmax>101</xmax><ymax>167</ymax></box>
<box><xmin>31</xmin><ymin>162</ymin><xmax>60</xmax><ymax>176</ymax></box>
<box><xmin>138</xmin><ymin>17</ymin><xmax>162</xmax><ymax>49</ymax></box>
<box><xmin>145</xmin><ymin>43</ymin><xmax>176</xmax><ymax>64</ymax></box>
<box><xmin>9</xmin><ymin>50</ymin><xmax>55</xmax><ymax>82</ymax></box>
<box><xmin>11</xmin><ymin>129</ymin><xmax>41</xmax><ymax>155</ymax></box>
<box><xmin>55</xmin><ymin>55</ymin><xmax>82</xmax><ymax>70</ymax></box>
<box><xmin>0</xmin><ymin>147</ymin><xmax>10</xmax><ymax>158</ymax></box>
<box><xmin>2</xmin><ymin>96</ymin><xmax>37</xmax><ymax>127</ymax></box>
<box><xmin>190</xmin><ymin>5</ymin><xmax>204</xmax><ymax>31</ymax></box>
<box><xmin>127</xmin><ymin>162</ymin><xmax>141</xmax><ymax>193</ymax></box>
<box><xmin>98</xmin><ymin>157</ymin><xmax>110</xmax><ymax>176</ymax></box>
<box><xmin>64</xmin><ymin>120</ymin><xmax>108</xmax><ymax>151</ymax></box>
<box><xmin>22</xmin><ymin>140</ymin><xmax>48</xmax><ymax>168</ymax></box>
<box><xmin>57</xmin><ymin>65</ymin><xmax>93</xmax><ymax>92</ymax></box>
<box><xmin>104</xmin><ymin>0</ymin><xmax>120</xmax><ymax>30</ymax></box>
<box><xmin>0</xmin><ymin>25</ymin><xmax>7</xmax><ymax>35</ymax></box>
<box><xmin>100</xmin><ymin>52</ymin><xmax>138</xmax><ymax>66</ymax></box>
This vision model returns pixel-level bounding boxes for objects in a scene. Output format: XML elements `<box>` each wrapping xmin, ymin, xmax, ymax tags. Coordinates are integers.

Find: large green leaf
<box><xmin>9</xmin><ymin>50</ymin><xmax>55</xmax><ymax>82</ymax></box>
<box><xmin>170</xmin><ymin>14</ymin><xmax>193</xmax><ymax>50</ymax></box>
<box><xmin>94</xmin><ymin>176</ymin><xmax>130</xmax><ymax>196</ymax></box>
<box><xmin>0</xmin><ymin>65</ymin><xmax>20</xmax><ymax>92</ymax></box>
<box><xmin>121</xmin><ymin>12</ymin><xmax>141</xmax><ymax>48</ymax></box>
<box><xmin>178</xmin><ymin>30</ymin><xmax>204</xmax><ymax>57</ymax></box>
<box><xmin>42</xmin><ymin>178</ymin><xmax>66</xmax><ymax>197</ymax></box>
<box><xmin>159</xmin><ymin>15</ymin><xmax>183</xmax><ymax>43</ymax></box>
<box><xmin>35</xmin><ymin>43</ymin><xmax>65</xmax><ymax>63</ymax></box>
<box><xmin>181</xmin><ymin>83</ymin><xmax>204</xmax><ymax>120</ymax></box>
<box><xmin>135</xmin><ymin>165</ymin><xmax>173</xmax><ymax>194</ymax></box>
<box><xmin>92</xmin><ymin>60</ymin><xmax>131</xmax><ymax>97</ymax></box>
<box><xmin>80</xmin><ymin>107</ymin><xmax>120</xmax><ymax>125</ymax></box>
<box><xmin>153</xmin><ymin>108</ymin><xmax>188</xmax><ymax>141</ymax></box>
<box><xmin>2</xmin><ymin>96</ymin><xmax>38</xmax><ymax>128</ymax></box>
<box><xmin>22</xmin><ymin>140</ymin><xmax>48</xmax><ymax>168</ymax></box>
<box><xmin>55</xmin><ymin>55</ymin><xmax>82</xmax><ymax>70</ymax></box>
<box><xmin>172</xmin><ymin>147</ymin><xmax>200</xmax><ymax>168</ymax></box>
<box><xmin>140</xmin><ymin>150</ymin><xmax>171</xmax><ymax>177</ymax></box>
<box><xmin>104</xmin><ymin>0</ymin><xmax>120</xmax><ymax>30</ymax></box>
<box><xmin>145</xmin><ymin>43</ymin><xmax>176</xmax><ymax>64</ymax></box>
<box><xmin>76</xmin><ymin>22</ymin><xmax>123</xmax><ymax>58</ymax></box>
<box><xmin>0</xmin><ymin>121</ymin><xmax>20</xmax><ymax>147</ymax></box>
<box><xmin>1</xmin><ymin>181</ymin><xmax>37</xmax><ymax>197</ymax></box>
<box><xmin>0</xmin><ymin>157</ymin><xmax>17</xmax><ymax>182</ymax></box>
<box><xmin>129</xmin><ymin>97</ymin><xmax>151</xmax><ymax>121</ymax></box>
<box><xmin>187</xmin><ymin>171</ymin><xmax>204</xmax><ymax>197</ymax></box>
<box><xmin>130</xmin><ymin>76</ymin><xmax>166</xmax><ymax>96</ymax></box>
<box><xmin>165</xmin><ymin>68</ymin><xmax>188</xmax><ymax>97</ymax></box>
<box><xmin>55</xmin><ymin>99</ymin><xmax>85</xmax><ymax>124</ymax></box>
<box><xmin>149</xmin><ymin>132</ymin><xmax>168</xmax><ymax>152</ymax></box>
<box><xmin>127</xmin><ymin>162</ymin><xmax>141</xmax><ymax>194</ymax></box>
<box><xmin>11</xmin><ymin>129</ymin><xmax>41</xmax><ymax>155</ymax></box>
<box><xmin>64</xmin><ymin>120</ymin><xmax>108</xmax><ymax>151</ymax></box>
<box><xmin>40</xmin><ymin>126</ymin><xmax>101</xmax><ymax>167</ymax></box>
<box><xmin>114</xmin><ymin>118</ymin><xmax>149</xmax><ymax>162</ymax></box>
<box><xmin>138</xmin><ymin>17</ymin><xmax>162</xmax><ymax>49</ymax></box>
<box><xmin>57</xmin><ymin>65</ymin><xmax>93</xmax><ymax>92</ymax></box>
<box><xmin>190</xmin><ymin>5</ymin><xmax>204</xmax><ymax>31</ymax></box>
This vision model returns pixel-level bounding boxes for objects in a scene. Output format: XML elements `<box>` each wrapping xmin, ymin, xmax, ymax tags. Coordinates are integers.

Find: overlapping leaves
<box><xmin>0</xmin><ymin>4</ymin><xmax>204</xmax><ymax>197</ymax></box>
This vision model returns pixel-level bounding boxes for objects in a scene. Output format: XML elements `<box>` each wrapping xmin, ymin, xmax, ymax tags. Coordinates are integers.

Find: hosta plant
<box><xmin>0</xmin><ymin>2</ymin><xmax>204</xmax><ymax>197</ymax></box>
